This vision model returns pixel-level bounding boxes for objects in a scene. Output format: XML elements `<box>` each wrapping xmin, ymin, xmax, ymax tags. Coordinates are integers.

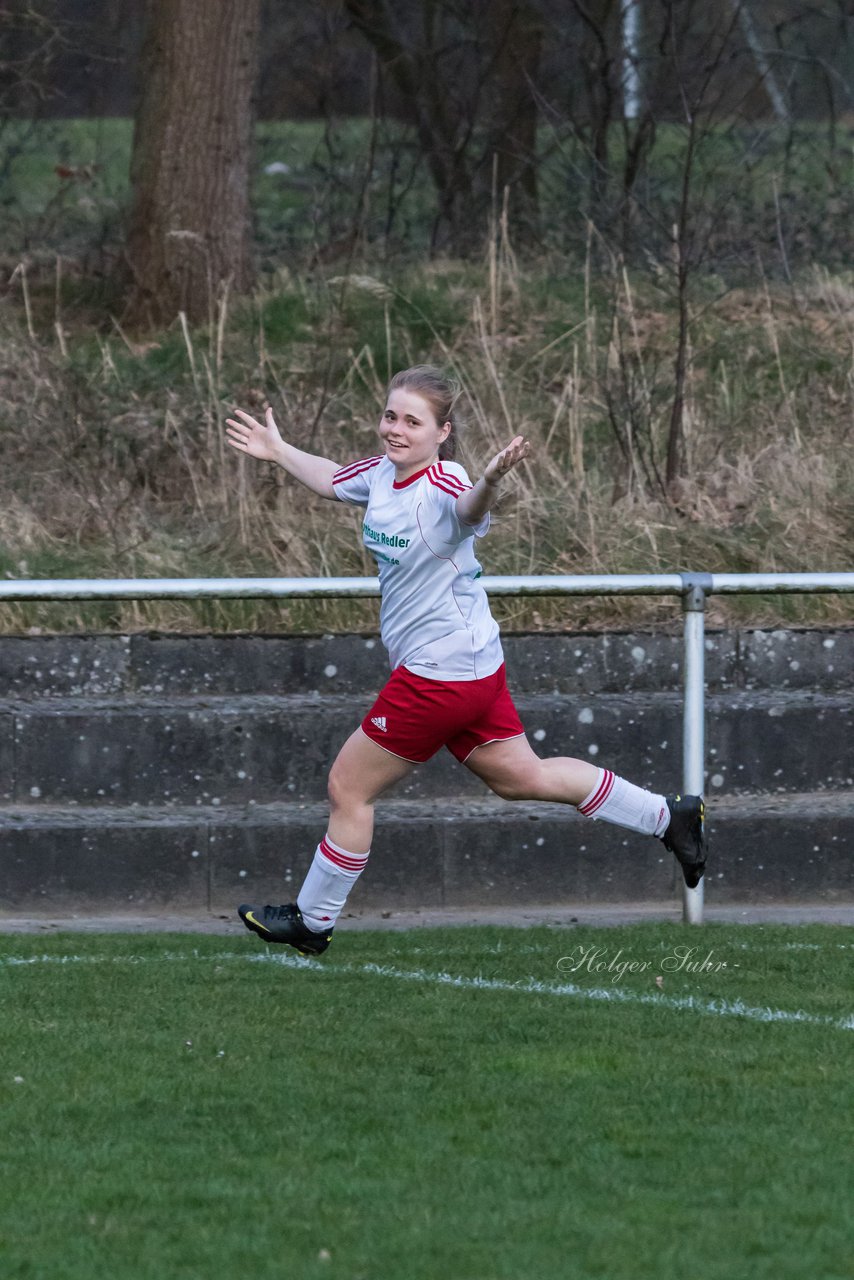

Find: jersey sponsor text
<box><xmin>362</xmin><ymin>520</ymin><xmax>410</xmax><ymax>550</ymax></box>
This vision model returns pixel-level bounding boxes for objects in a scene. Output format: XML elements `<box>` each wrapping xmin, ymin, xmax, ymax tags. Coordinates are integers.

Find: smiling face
<box><xmin>379</xmin><ymin>388</ymin><xmax>451</xmax><ymax>481</ymax></box>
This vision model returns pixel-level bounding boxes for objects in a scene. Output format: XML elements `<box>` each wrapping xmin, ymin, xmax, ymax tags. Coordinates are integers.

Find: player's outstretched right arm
<box><xmin>225</xmin><ymin>407</ymin><xmax>340</xmax><ymax>499</ymax></box>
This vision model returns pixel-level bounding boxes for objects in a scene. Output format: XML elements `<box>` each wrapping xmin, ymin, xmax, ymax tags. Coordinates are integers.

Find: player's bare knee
<box><xmin>486</xmin><ymin>768</ymin><xmax>541</xmax><ymax>801</ymax></box>
<box><xmin>327</xmin><ymin>765</ymin><xmax>353</xmax><ymax>813</ymax></box>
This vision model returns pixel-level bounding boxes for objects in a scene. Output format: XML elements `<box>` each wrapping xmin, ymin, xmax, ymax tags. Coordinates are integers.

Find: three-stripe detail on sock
<box><xmin>577</xmin><ymin>769</ymin><xmax>615</xmax><ymax>817</ymax></box>
<box><xmin>319</xmin><ymin>836</ymin><xmax>369</xmax><ymax>873</ymax></box>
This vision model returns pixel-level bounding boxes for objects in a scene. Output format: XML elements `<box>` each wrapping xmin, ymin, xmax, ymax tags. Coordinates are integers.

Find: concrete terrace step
<box><xmin>1</xmin><ymin>629</ymin><xmax>851</xmax><ymax>698</ymax></box>
<box><xmin>1</xmin><ymin>691</ymin><xmax>851</xmax><ymax>805</ymax></box>
<box><xmin>2</xmin><ymin>793</ymin><xmax>852</xmax><ymax>914</ymax></box>
<box><xmin>1</xmin><ymin>630</ymin><xmax>851</xmax><ymax>915</ymax></box>
<box><xmin>6</xmin><ymin>904</ymin><xmax>854</xmax><ymax>935</ymax></box>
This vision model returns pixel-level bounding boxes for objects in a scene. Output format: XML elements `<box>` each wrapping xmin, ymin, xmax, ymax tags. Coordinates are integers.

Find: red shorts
<box><xmin>361</xmin><ymin>662</ymin><xmax>525</xmax><ymax>763</ymax></box>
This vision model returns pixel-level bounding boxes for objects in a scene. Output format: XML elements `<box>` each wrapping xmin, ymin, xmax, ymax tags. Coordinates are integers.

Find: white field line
<box><xmin>2</xmin><ymin>948</ymin><xmax>853</xmax><ymax>1033</ymax></box>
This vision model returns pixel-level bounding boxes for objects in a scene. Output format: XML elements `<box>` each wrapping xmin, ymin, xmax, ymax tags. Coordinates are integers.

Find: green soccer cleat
<box><xmin>238</xmin><ymin>902</ymin><xmax>333</xmax><ymax>956</ymax></box>
<box><xmin>661</xmin><ymin>795</ymin><xmax>707</xmax><ymax>888</ymax></box>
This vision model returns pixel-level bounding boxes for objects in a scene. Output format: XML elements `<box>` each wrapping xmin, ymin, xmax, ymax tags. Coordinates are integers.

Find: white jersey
<box><xmin>332</xmin><ymin>455</ymin><xmax>503</xmax><ymax>681</ymax></box>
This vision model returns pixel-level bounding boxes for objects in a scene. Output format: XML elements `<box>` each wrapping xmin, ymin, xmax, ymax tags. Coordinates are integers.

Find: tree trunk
<box><xmin>121</xmin><ymin>0</ymin><xmax>261</xmax><ymax>327</ymax></box>
<box><xmin>489</xmin><ymin>0</ymin><xmax>543</xmax><ymax>241</ymax></box>
<box><xmin>344</xmin><ymin>0</ymin><xmax>474</xmax><ymax>250</ymax></box>
<box><xmin>344</xmin><ymin>0</ymin><xmax>541</xmax><ymax>254</ymax></box>
<box><xmin>572</xmin><ymin>0</ymin><xmax>621</xmax><ymax>213</ymax></box>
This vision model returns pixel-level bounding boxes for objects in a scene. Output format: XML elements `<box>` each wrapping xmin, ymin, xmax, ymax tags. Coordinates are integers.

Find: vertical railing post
<box><xmin>680</xmin><ymin>573</ymin><xmax>711</xmax><ymax>924</ymax></box>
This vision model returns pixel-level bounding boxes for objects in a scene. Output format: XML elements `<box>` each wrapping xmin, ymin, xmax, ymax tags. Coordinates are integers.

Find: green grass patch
<box><xmin>1</xmin><ymin>924</ymin><xmax>852</xmax><ymax>1279</ymax></box>
<box><xmin>3</xmin><ymin>117</ymin><xmax>852</xmax><ymax>269</ymax></box>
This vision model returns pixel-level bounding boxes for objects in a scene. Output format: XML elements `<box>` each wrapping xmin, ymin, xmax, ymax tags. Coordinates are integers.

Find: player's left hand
<box><xmin>483</xmin><ymin>435</ymin><xmax>531</xmax><ymax>485</ymax></box>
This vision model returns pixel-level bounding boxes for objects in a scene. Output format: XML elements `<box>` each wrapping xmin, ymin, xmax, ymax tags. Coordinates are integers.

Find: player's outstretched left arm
<box><xmin>225</xmin><ymin>406</ymin><xmax>340</xmax><ymax>498</ymax></box>
<box><xmin>456</xmin><ymin>435</ymin><xmax>531</xmax><ymax>527</ymax></box>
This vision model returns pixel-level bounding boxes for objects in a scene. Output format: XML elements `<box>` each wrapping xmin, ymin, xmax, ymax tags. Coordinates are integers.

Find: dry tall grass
<box><xmin>1</xmin><ymin>255</ymin><xmax>852</xmax><ymax>634</ymax></box>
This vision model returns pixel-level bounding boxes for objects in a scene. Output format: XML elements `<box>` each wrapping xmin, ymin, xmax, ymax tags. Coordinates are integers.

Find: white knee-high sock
<box><xmin>297</xmin><ymin>834</ymin><xmax>369</xmax><ymax>932</ymax></box>
<box><xmin>577</xmin><ymin>769</ymin><xmax>670</xmax><ymax>837</ymax></box>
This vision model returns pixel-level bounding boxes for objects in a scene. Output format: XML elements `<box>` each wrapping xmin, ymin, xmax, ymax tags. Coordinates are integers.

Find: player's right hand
<box><xmin>225</xmin><ymin>407</ymin><xmax>284</xmax><ymax>463</ymax></box>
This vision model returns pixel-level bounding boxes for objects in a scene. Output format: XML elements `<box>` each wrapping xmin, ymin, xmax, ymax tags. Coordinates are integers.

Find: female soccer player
<box><xmin>225</xmin><ymin>366</ymin><xmax>706</xmax><ymax>955</ymax></box>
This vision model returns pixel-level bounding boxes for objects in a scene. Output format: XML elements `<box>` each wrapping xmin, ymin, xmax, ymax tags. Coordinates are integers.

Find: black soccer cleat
<box><xmin>238</xmin><ymin>902</ymin><xmax>333</xmax><ymax>956</ymax></box>
<box><xmin>661</xmin><ymin>795</ymin><xmax>707</xmax><ymax>888</ymax></box>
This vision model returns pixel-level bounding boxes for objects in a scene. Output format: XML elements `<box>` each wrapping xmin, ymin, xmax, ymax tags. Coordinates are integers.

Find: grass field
<box><xmin>1</xmin><ymin>923</ymin><xmax>852</xmax><ymax>1279</ymax></box>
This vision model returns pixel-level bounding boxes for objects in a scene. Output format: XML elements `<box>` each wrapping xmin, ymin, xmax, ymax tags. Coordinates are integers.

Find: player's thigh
<box><xmin>462</xmin><ymin>734</ymin><xmax>545</xmax><ymax>799</ymax></box>
<box><xmin>328</xmin><ymin>726</ymin><xmax>417</xmax><ymax>807</ymax></box>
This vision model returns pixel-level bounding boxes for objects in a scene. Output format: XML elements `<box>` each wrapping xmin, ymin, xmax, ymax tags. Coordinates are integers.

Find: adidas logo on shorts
<box><xmin>370</xmin><ymin>716</ymin><xmax>387</xmax><ymax>732</ymax></box>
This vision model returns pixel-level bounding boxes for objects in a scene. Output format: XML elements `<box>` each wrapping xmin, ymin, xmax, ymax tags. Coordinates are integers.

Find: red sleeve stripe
<box><xmin>332</xmin><ymin>456</ymin><xmax>383</xmax><ymax>484</ymax></box>
<box><xmin>434</xmin><ymin>463</ymin><xmax>470</xmax><ymax>490</ymax></box>
<box><xmin>427</xmin><ymin>464</ymin><xmax>469</xmax><ymax>496</ymax></box>
<box><xmin>319</xmin><ymin>837</ymin><xmax>369</xmax><ymax>871</ymax></box>
<box><xmin>428</xmin><ymin>476</ymin><xmax>466</xmax><ymax>499</ymax></box>
<box><xmin>577</xmin><ymin>769</ymin><xmax>615</xmax><ymax>817</ymax></box>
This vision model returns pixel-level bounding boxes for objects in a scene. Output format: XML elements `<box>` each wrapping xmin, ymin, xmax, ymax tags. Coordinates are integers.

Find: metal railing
<box><xmin>3</xmin><ymin>571</ymin><xmax>853</xmax><ymax>924</ymax></box>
